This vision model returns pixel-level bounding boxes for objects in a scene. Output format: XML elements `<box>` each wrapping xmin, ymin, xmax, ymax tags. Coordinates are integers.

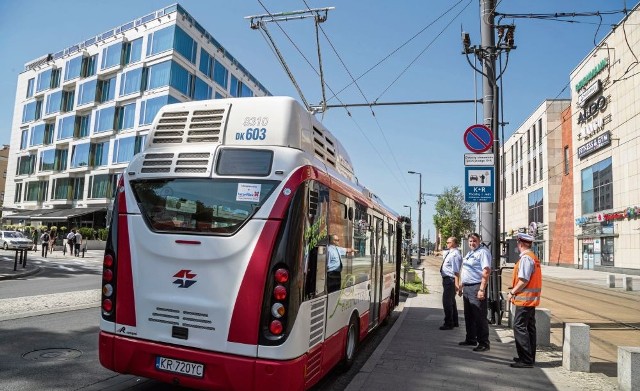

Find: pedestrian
<box><xmin>74</xmin><ymin>229</ymin><xmax>82</xmax><ymax>256</ymax></box>
<box><xmin>67</xmin><ymin>229</ymin><xmax>76</xmax><ymax>255</ymax></box>
<box><xmin>458</xmin><ymin>232</ymin><xmax>492</xmax><ymax>352</ymax></box>
<box><xmin>32</xmin><ymin>229</ymin><xmax>38</xmax><ymax>252</ymax></box>
<box><xmin>439</xmin><ymin>236</ymin><xmax>462</xmax><ymax>330</ymax></box>
<box><xmin>326</xmin><ymin>234</ymin><xmax>356</xmax><ymax>293</ymax></box>
<box><xmin>49</xmin><ymin>230</ymin><xmax>57</xmax><ymax>253</ymax></box>
<box><xmin>508</xmin><ymin>232</ymin><xmax>542</xmax><ymax>368</ymax></box>
<box><xmin>40</xmin><ymin>230</ymin><xmax>50</xmax><ymax>258</ymax></box>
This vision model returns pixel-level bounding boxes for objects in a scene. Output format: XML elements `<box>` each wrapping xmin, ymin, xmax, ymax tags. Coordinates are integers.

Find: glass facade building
<box><xmin>4</xmin><ymin>4</ymin><xmax>269</xmax><ymax>228</ymax></box>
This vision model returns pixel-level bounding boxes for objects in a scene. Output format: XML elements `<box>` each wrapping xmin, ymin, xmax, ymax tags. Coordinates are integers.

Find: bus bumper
<box><xmin>99</xmin><ymin>331</ymin><xmax>307</xmax><ymax>391</ymax></box>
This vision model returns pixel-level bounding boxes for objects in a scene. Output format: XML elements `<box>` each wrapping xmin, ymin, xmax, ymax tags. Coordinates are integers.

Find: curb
<box><xmin>0</xmin><ymin>266</ymin><xmax>42</xmax><ymax>281</ymax></box>
<box><xmin>344</xmin><ymin>295</ymin><xmax>415</xmax><ymax>391</ymax></box>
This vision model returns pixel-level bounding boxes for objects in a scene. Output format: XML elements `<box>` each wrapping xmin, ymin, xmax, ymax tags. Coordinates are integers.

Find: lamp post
<box><xmin>403</xmin><ymin>205</ymin><xmax>412</xmax><ymax>260</ymax></box>
<box><xmin>408</xmin><ymin>171</ymin><xmax>422</xmax><ymax>259</ymax></box>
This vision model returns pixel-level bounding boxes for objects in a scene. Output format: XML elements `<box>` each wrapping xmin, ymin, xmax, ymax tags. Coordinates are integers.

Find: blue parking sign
<box><xmin>465</xmin><ymin>166</ymin><xmax>494</xmax><ymax>202</ymax></box>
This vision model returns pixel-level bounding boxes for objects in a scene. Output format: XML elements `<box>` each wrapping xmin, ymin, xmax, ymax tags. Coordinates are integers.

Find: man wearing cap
<box><xmin>508</xmin><ymin>233</ymin><xmax>542</xmax><ymax>368</ymax></box>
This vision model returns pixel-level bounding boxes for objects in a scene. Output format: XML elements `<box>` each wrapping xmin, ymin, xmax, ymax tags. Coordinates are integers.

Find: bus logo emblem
<box><xmin>173</xmin><ymin>269</ymin><xmax>197</xmax><ymax>288</ymax></box>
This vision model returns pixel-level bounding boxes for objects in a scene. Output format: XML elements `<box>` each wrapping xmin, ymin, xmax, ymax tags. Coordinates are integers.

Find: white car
<box><xmin>0</xmin><ymin>231</ymin><xmax>34</xmax><ymax>250</ymax></box>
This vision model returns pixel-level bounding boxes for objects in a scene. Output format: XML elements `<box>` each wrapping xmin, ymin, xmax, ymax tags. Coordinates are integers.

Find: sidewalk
<box><xmin>345</xmin><ymin>256</ymin><xmax>618</xmax><ymax>391</ymax></box>
<box><xmin>0</xmin><ymin>246</ymin><xmax>102</xmax><ymax>280</ymax></box>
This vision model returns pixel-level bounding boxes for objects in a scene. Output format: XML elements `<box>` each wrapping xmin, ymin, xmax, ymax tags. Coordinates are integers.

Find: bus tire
<box><xmin>341</xmin><ymin>313</ymin><xmax>359</xmax><ymax>370</ymax></box>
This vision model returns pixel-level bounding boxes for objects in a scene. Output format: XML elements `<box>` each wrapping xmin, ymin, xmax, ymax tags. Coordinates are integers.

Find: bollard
<box><xmin>563</xmin><ymin>323</ymin><xmax>590</xmax><ymax>372</ymax></box>
<box><xmin>623</xmin><ymin>276</ymin><xmax>633</xmax><ymax>291</ymax></box>
<box><xmin>535</xmin><ymin>308</ymin><xmax>551</xmax><ymax>347</ymax></box>
<box><xmin>608</xmin><ymin>274</ymin><xmax>616</xmax><ymax>288</ymax></box>
<box><xmin>618</xmin><ymin>346</ymin><xmax>640</xmax><ymax>391</ymax></box>
<box><xmin>21</xmin><ymin>250</ymin><xmax>27</xmax><ymax>268</ymax></box>
<box><xmin>13</xmin><ymin>250</ymin><xmax>18</xmax><ymax>271</ymax></box>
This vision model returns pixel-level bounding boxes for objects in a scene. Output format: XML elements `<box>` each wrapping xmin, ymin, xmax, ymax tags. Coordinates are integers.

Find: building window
<box><xmin>139</xmin><ymin>94</ymin><xmax>179</xmax><ymax>125</ymax></box>
<box><xmin>26</xmin><ymin>78</ymin><xmax>35</xmax><ymax>98</ymax></box>
<box><xmin>511</xmin><ymin>144</ymin><xmax>515</xmax><ymax>164</ymax></box>
<box><xmin>14</xmin><ymin>183</ymin><xmax>23</xmax><ymax>203</ymax></box>
<box><xmin>533</xmin><ymin>157</ymin><xmax>537</xmax><ymax>183</ymax></box>
<box><xmin>88</xmin><ymin>174</ymin><xmax>117</xmax><ymax>198</ymax></box>
<box><xmin>170</xmin><ymin>62</ymin><xmax>193</xmax><ymax>96</ymax></box>
<box><xmin>112</xmin><ymin>135</ymin><xmax>145</xmax><ymax>164</ymax></box>
<box><xmin>55</xmin><ymin>148</ymin><xmax>68</xmax><ymax>171</ymax></box>
<box><xmin>29</xmin><ymin>124</ymin><xmax>46</xmax><ymax>147</ymax></box>
<box><xmin>519</xmin><ymin>138</ymin><xmax>523</xmax><ymax>162</ymax></box>
<box><xmin>119</xmin><ymin>67</ymin><xmax>145</xmax><ymax>96</ymax></box>
<box><xmin>82</xmin><ymin>55</ymin><xmax>97</xmax><ymax>78</ymax></box>
<box><xmin>539</xmin><ymin>152</ymin><xmax>543</xmax><ymax>180</ymax></box>
<box><xmin>20</xmin><ymin>129</ymin><xmax>28</xmax><ymax>150</ymax></box>
<box><xmin>94</xmin><ymin>106</ymin><xmax>116</xmax><ymax>133</ymax></box>
<box><xmin>78</xmin><ymin>79</ymin><xmax>97</xmax><ymax>106</ymax></box>
<box><xmin>17</xmin><ymin>155</ymin><xmax>36</xmax><ymax>176</ymax></box>
<box><xmin>515</xmin><ymin>169</ymin><xmax>518</xmax><ymax>192</ymax></box>
<box><xmin>65</xmin><ymin>56</ymin><xmax>83</xmax><ymax>81</ymax></box>
<box><xmin>52</xmin><ymin>177</ymin><xmax>72</xmax><ymax>200</ymax></box>
<box><xmin>532</xmin><ymin>124</ymin><xmax>537</xmax><ymax>146</ymax></box>
<box><xmin>57</xmin><ymin>115</ymin><xmax>76</xmax><ymax>140</ymax></box>
<box><xmin>146</xmin><ymin>25</ymin><xmax>175</xmax><ymax>57</ymax></box>
<box><xmin>26</xmin><ymin>181</ymin><xmax>48</xmax><ymax>202</ymax></box>
<box><xmin>213</xmin><ymin>60</ymin><xmax>228</xmax><ymax>90</ymax></box>
<box><xmin>39</xmin><ymin>149</ymin><xmax>56</xmax><ymax>171</ymax></box>
<box><xmin>124</xmin><ymin>38</ymin><xmax>143</xmax><ymax>65</ymax></box>
<box><xmin>511</xmin><ymin>172</ymin><xmax>514</xmax><ymax>195</ymax></box>
<box><xmin>36</xmin><ymin>68</ymin><xmax>59</xmax><ymax>93</ymax></box>
<box><xmin>72</xmin><ymin>177</ymin><xmax>85</xmax><ymax>200</ymax></box>
<box><xmin>75</xmin><ymin>114</ymin><xmax>91</xmax><ymax>138</ymax></box>
<box><xmin>91</xmin><ymin>141</ymin><xmax>110</xmax><ymax>167</ymax></box>
<box><xmin>45</xmin><ymin>90</ymin><xmax>63</xmax><ymax>115</ymax></box>
<box><xmin>538</xmin><ymin>119</ymin><xmax>543</xmax><ymax>145</ymax></box>
<box><xmin>71</xmin><ymin>143</ymin><xmax>91</xmax><ymax>168</ymax></box>
<box><xmin>527</xmin><ymin>129</ymin><xmax>531</xmax><ymax>155</ymax></box>
<box><xmin>22</xmin><ymin>100</ymin><xmax>43</xmax><ymax>123</ymax></box>
<box><xmin>229</xmin><ymin>75</ymin><xmax>254</xmax><ymax>98</ymax></box>
<box><xmin>581</xmin><ymin>157</ymin><xmax>612</xmax><ymax>214</ymax></box>
<box><xmin>116</xmin><ymin>102</ymin><xmax>136</xmax><ymax>131</ymax></box>
<box><xmin>194</xmin><ymin>76</ymin><xmax>212</xmax><ymax>100</ymax></box>
<box><xmin>527</xmin><ymin>162</ymin><xmax>531</xmax><ymax>186</ymax></box>
<box><xmin>62</xmin><ymin>90</ymin><xmax>75</xmax><ymax>112</ymax></box>
<box><xmin>147</xmin><ymin>61</ymin><xmax>171</xmax><ymax>90</ymax></box>
<box><xmin>101</xmin><ymin>42</ymin><xmax>124</xmax><ymax>70</ymax></box>
<box><xmin>528</xmin><ymin>188</ymin><xmax>544</xmax><ymax>224</ymax></box>
<box><xmin>520</xmin><ymin>168</ymin><xmax>523</xmax><ymax>190</ymax></box>
<box><xmin>563</xmin><ymin>146</ymin><xmax>569</xmax><ymax>175</ymax></box>
<box><xmin>174</xmin><ymin>26</ymin><xmax>197</xmax><ymax>64</ymax></box>
<box><xmin>97</xmin><ymin>77</ymin><xmax>116</xmax><ymax>103</ymax></box>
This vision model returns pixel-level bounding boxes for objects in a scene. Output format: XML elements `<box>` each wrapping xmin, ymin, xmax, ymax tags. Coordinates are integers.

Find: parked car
<box><xmin>0</xmin><ymin>231</ymin><xmax>34</xmax><ymax>250</ymax></box>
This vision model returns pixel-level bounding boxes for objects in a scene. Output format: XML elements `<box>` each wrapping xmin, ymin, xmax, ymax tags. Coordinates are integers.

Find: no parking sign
<box><xmin>463</xmin><ymin>124</ymin><xmax>493</xmax><ymax>153</ymax></box>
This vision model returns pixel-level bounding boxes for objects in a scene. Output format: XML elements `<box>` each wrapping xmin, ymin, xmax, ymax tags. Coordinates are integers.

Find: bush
<box><xmin>97</xmin><ymin>228</ymin><xmax>109</xmax><ymax>241</ymax></box>
<box><xmin>78</xmin><ymin>227</ymin><xmax>95</xmax><ymax>240</ymax></box>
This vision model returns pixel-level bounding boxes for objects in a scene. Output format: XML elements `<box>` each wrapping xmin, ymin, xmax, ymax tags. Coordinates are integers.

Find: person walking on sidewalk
<box><xmin>458</xmin><ymin>232</ymin><xmax>492</xmax><ymax>352</ymax></box>
<box><xmin>439</xmin><ymin>236</ymin><xmax>462</xmax><ymax>330</ymax></box>
<box><xmin>40</xmin><ymin>230</ymin><xmax>50</xmax><ymax>258</ymax></box>
<box><xmin>67</xmin><ymin>230</ymin><xmax>76</xmax><ymax>255</ymax></box>
<box><xmin>508</xmin><ymin>232</ymin><xmax>542</xmax><ymax>368</ymax></box>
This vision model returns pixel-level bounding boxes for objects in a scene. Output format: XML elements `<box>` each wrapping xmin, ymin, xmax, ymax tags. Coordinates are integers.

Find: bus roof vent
<box><xmin>312</xmin><ymin>127</ymin><xmax>338</xmax><ymax>169</ymax></box>
<box><xmin>140</xmin><ymin>151</ymin><xmax>212</xmax><ymax>175</ymax></box>
<box><xmin>151</xmin><ymin>108</ymin><xmax>227</xmax><ymax>145</ymax></box>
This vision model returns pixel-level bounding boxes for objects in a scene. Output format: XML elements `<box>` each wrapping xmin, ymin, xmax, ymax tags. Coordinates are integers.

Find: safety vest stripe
<box><xmin>521</xmin><ymin>288</ymin><xmax>541</xmax><ymax>293</ymax></box>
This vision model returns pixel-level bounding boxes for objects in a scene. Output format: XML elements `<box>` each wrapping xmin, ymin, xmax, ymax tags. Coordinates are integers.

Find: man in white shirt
<box><xmin>326</xmin><ymin>234</ymin><xmax>355</xmax><ymax>293</ymax></box>
<box><xmin>74</xmin><ymin>230</ymin><xmax>83</xmax><ymax>256</ymax></box>
<box><xmin>439</xmin><ymin>236</ymin><xmax>462</xmax><ymax>330</ymax></box>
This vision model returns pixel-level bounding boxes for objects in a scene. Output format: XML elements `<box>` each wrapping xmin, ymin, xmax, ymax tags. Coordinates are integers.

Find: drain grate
<box><xmin>22</xmin><ymin>348</ymin><xmax>82</xmax><ymax>362</ymax></box>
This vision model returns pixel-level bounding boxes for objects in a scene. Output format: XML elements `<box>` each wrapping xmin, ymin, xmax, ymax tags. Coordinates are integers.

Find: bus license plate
<box><xmin>155</xmin><ymin>356</ymin><xmax>204</xmax><ymax>378</ymax></box>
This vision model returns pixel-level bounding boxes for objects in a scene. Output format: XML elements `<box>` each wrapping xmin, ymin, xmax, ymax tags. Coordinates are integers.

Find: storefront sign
<box><xmin>577</xmin><ymin>131</ymin><xmax>611</xmax><ymax>159</ymax></box>
<box><xmin>578</xmin><ymin>117</ymin><xmax>604</xmax><ymax>140</ymax></box>
<box><xmin>577</xmin><ymin>80</ymin><xmax>602</xmax><ymax>107</ymax></box>
<box><xmin>576</xmin><ymin>206</ymin><xmax>640</xmax><ymax>226</ymax></box>
<box><xmin>575</xmin><ymin>58</ymin><xmax>608</xmax><ymax>92</ymax></box>
<box><xmin>597</xmin><ymin>211</ymin><xmax>626</xmax><ymax>222</ymax></box>
<box><xmin>577</xmin><ymin>95</ymin><xmax>607</xmax><ymax>124</ymax></box>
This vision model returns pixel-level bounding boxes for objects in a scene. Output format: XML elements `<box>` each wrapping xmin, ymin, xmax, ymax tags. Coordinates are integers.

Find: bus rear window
<box><xmin>131</xmin><ymin>178</ymin><xmax>279</xmax><ymax>234</ymax></box>
<box><xmin>216</xmin><ymin>149</ymin><xmax>273</xmax><ymax>176</ymax></box>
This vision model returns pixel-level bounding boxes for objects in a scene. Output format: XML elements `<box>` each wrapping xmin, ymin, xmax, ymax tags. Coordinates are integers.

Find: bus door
<box><xmin>368</xmin><ymin>216</ymin><xmax>383</xmax><ymax>329</ymax></box>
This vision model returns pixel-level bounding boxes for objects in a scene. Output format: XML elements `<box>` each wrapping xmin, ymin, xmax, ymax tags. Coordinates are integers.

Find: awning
<box><xmin>39</xmin><ymin>207</ymin><xmax>107</xmax><ymax>221</ymax></box>
<box><xmin>3</xmin><ymin>208</ymin><xmax>57</xmax><ymax>220</ymax></box>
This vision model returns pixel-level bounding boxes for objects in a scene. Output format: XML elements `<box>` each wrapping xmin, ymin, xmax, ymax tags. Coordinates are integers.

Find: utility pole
<box><xmin>463</xmin><ymin>0</ymin><xmax>515</xmax><ymax>323</ymax></box>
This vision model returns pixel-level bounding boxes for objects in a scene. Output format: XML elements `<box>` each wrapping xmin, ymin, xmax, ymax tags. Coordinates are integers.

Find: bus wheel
<box><xmin>341</xmin><ymin>314</ymin><xmax>359</xmax><ymax>370</ymax></box>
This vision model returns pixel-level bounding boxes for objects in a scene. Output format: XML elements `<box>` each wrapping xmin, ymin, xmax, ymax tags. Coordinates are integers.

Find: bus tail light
<box><xmin>102</xmin><ymin>253</ymin><xmax>116</xmax><ymax>317</ymax></box>
<box><xmin>269</xmin><ymin>320</ymin><xmax>283</xmax><ymax>335</ymax></box>
<box><xmin>265</xmin><ymin>265</ymin><xmax>290</xmax><ymax>338</ymax></box>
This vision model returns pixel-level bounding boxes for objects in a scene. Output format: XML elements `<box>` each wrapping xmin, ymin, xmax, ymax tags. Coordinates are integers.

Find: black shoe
<box><xmin>510</xmin><ymin>361</ymin><xmax>533</xmax><ymax>368</ymax></box>
<box><xmin>458</xmin><ymin>340</ymin><xmax>477</xmax><ymax>346</ymax></box>
<box><xmin>439</xmin><ymin>325</ymin><xmax>454</xmax><ymax>330</ymax></box>
<box><xmin>473</xmin><ymin>345</ymin><xmax>490</xmax><ymax>352</ymax></box>
<box><xmin>513</xmin><ymin>357</ymin><xmax>521</xmax><ymax>362</ymax></box>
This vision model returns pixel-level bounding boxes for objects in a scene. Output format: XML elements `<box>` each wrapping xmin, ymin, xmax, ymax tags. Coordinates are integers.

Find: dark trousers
<box><xmin>513</xmin><ymin>306</ymin><xmax>536</xmax><ymax>364</ymax></box>
<box><xmin>327</xmin><ymin>271</ymin><xmax>341</xmax><ymax>293</ymax></box>
<box><xmin>462</xmin><ymin>283</ymin><xmax>489</xmax><ymax>346</ymax></box>
<box><xmin>442</xmin><ymin>276</ymin><xmax>458</xmax><ymax>326</ymax></box>
<box><xmin>41</xmin><ymin>243</ymin><xmax>48</xmax><ymax>258</ymax></box>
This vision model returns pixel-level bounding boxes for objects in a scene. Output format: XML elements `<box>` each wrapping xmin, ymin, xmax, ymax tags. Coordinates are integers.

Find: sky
<box><xmin>0</xmin><ymin>0</ymin><xmax>634</xmax><ymax>243</ymax></box>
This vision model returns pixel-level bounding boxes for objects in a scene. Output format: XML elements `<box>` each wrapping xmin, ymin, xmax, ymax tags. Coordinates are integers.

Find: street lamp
<box><xmin>408</xmin><ymin>171</ymin><xmax>422</xmax><ymax>258</ymax></box>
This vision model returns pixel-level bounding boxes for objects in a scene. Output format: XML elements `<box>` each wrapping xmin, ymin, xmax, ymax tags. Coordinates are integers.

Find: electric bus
<box><xmin>99</xmin><ymin>96</ymin><xmax>401</xmax><ymax>390</ymax></box>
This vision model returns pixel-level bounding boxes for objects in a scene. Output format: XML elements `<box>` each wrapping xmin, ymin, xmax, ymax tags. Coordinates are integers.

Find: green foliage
<box><xmin>78</xmin><ymin>227</ymin><xmax>95</xmax><ymax>240</ymax></box>
<box><xmin>97</xmin><ymin>228</ymin><xmax>109</xmax><ymax>241</ymax></box>
<box><xmin>433</xmin><ymin>186</ymin><xmax>474</xmax><ymax>248</ymax></box>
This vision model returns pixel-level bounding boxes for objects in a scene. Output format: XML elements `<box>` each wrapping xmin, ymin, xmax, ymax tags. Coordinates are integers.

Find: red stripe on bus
<box><xmin>228</xmin><ymin>220</ymin><xmax>281</xmax><ymax>344</ymax></box>
<box><xmin>115</xmin><ymin>213</ymin><xmax>136</xmax><ymax>326</ymax></box>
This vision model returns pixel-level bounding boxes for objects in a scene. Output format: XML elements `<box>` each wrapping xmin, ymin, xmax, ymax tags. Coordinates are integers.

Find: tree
<box><xmin>433</xmin><ymin>186</ymin><xmax>474</xmax><ymax>247</ymax></box>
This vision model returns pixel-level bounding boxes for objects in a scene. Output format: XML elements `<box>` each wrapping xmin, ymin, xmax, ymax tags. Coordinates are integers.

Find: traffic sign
<box><xmin>464</xmin><ymin>166</ymin><xmax>494</xmax><ymax>203</ymax></box>
<box><xmin>463</xmin><ymin>124</ymin><xmax>494</xmax><ymax>153</ymax></box>
<box><xmin>464</xmin><ymin>153</ymin><xmax>494</xmax><ymax>166</ymax></box>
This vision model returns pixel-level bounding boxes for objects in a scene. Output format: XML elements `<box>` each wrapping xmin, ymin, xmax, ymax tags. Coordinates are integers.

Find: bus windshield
<box><xmin>131</xmin><ymin>178</ymin><xmax>279</xmax><ymax>234</ymax></box>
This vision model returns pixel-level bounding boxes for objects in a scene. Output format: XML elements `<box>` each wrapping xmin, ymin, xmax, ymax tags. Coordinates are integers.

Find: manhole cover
<box><xmin>22</xmin><ymin>348</ymin><xmax>82</xmax><ymax>362</ymax></box>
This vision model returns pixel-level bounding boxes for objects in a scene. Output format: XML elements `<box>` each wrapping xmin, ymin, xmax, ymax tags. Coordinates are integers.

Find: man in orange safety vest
<box><xmin>507</xmin><ymin>232</ymin><xmax>542</xmax><ymax>368</ymax></box>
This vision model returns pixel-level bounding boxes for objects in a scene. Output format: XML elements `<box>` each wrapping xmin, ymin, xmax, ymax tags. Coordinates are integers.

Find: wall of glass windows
<box><xmin>581</xmin><ymin>158</ymin><xmax>613</xmax><ymax>214</ymax></box>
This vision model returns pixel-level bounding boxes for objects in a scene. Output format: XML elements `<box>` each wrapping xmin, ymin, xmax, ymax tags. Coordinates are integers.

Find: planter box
<box><xmin>85</xmin><ymin>239</ymin><xmax>106</xmax><ymax>251</ymax></box>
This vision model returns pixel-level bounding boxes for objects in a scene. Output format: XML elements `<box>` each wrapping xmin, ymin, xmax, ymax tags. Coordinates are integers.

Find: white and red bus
<box><xmin>99</xmin><ymin>96</ymin><xmax>401</xmax><ymax>390</ymax></box>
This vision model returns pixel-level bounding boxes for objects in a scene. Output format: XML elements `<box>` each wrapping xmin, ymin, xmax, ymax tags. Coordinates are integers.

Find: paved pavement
<box><xmin>0</xmin><ymin>246</ymin><xmax>103</xmax><ymax>280</ymax></box>
<box><xmin>345</xmin><ymin>256</ymin><xmax>625</xmax><ymax>391</ymax></box>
